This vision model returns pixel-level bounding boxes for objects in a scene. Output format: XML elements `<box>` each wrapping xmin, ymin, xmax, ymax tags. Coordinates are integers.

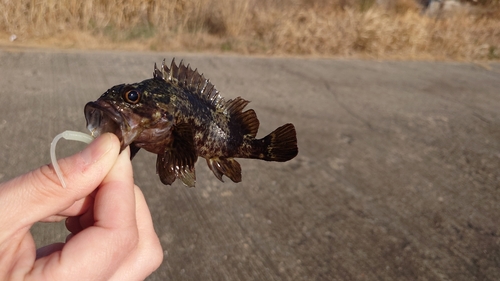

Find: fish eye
<box><xmin>124</xmin><ymin>90</ymin><xmax>140</xmax><ymax>104</ymax></box>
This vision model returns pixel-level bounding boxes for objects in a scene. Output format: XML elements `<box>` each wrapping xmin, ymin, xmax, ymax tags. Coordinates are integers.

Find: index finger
<box><xmin>0</xmin><ymin>133</ymin><xmax>121</xmax><ymax>232</ymax></box>
<box><xmin>29</xmin><ymin>147</ymin><xmax>139</xmax><ymax>280</ymax></box>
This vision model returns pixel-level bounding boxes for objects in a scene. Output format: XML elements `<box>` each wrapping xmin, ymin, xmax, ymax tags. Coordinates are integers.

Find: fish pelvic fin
<box><xmin>253</xmin><ymin>123</ymin><xmax>298</xmax><ymax>162</ymax></box>
<box><xmin>206</xmin><ymin>158</ymin><xmax>242</xmax><ymax>183</ymax></box>
<box><xmin>156</xmin><ymin>123</ymin><xmax>198</xmax><ymax>187</ymax></box>
<box><xmin>130</xmin><ymin>143</ymin><xmax>141</xmax><ymax>160</ymax></box>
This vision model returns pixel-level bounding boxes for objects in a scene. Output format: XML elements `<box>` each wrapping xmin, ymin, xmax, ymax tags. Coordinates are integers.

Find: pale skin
<box><xmin>0</xmin><ymin>133</ymin><xmax>163</xmax><ymax>280</ymax></box>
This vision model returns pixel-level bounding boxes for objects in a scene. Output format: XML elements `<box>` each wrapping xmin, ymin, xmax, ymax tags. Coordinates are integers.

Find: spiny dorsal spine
<box><xmin>153</xmin><ymin>58</ymin><xmax>225</xmax><ymax>111</ymax></box>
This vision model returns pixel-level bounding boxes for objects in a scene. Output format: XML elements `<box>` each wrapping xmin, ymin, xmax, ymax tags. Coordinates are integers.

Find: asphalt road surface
<box><xmin>1</xmin><ymin>49</ymin><xmax>499</xmax><ymax>281</ymax></box>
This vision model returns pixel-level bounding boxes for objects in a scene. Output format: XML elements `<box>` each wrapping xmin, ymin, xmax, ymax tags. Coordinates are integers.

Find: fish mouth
<box><xmin>84</xmin><ymin>101</ymin><xmax>140</xmax><ymax>150</ymax></box>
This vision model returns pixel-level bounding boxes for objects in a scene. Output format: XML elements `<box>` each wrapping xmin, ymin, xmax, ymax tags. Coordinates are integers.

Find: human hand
<box><xmin>0</xmin><ymin>133</ymin><xmax>163</xmax><ymax>280</ymax></box>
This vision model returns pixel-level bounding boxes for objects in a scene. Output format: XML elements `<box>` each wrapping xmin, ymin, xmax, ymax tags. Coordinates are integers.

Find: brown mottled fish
<box><xmin>84</xmin><ymin>59</ymin><xmax>298</xmax><ymax>187</ymax></box>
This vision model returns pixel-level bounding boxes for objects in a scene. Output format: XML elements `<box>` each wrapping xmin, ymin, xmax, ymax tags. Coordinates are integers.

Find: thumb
<box><xmin>0</xmin><ymin>133</ymin><xmax>121</xmax><ymax>230</ymax></box>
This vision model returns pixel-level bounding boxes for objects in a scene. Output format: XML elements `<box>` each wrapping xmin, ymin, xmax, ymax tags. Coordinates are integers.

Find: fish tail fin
<box><xmin>253</xmin><ymin>123</ymin><xmax>298</xmax><ymax>162</ymax></box>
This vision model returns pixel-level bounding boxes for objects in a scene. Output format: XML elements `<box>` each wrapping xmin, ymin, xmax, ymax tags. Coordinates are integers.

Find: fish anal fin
<box><xmin>156</xmin><ymin>123</ymin><xmax>198</xmax><ymax>187</ymax></box>
<box><xmin>206</xmin><ymin>158</ymin><xmax>224</xmax><ymax>182</ymax></box>
<box><xmin>206</xmin><ymin>158</ymin><xmax>242</xmax><ymax>183</ymax></box>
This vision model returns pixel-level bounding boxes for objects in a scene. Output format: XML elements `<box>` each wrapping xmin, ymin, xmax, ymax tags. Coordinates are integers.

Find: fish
<box><xmin>84</xmin><ymin>59</ymin><xmax>298</xmax><ymax>187</ymax></box>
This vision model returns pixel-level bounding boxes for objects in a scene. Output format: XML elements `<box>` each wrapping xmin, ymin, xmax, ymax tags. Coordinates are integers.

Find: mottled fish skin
<box><xmin>84</xmin><ymin>59</ymin><xmax>298</xmax><ymax>187</ymax></box>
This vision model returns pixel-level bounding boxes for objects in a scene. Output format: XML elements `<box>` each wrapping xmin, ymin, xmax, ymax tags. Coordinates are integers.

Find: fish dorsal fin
<box><xmin>153</xmin><ymin>59</ymin><xmax>260</xmax><ymax>137</ymax></box>
<box><xmin>153</xmin><ymin>58</ymin><xmax>225</xmax><ymax>110</ymax></box>
<box><xmin>224</xmin><ymin>97</ymin><xmax>259</xmax><ymax>137</ymax></box>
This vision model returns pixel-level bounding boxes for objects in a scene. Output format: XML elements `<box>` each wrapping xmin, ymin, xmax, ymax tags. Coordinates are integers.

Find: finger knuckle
<box><xmin>117</xmin><ymin>226</ymin><xmax>140</xmax><ymax>252</ymax></box>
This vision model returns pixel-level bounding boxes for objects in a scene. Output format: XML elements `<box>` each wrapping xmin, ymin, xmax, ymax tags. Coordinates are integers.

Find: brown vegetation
<box><xmin>0</xmin><ymin>0</ymin><xmax>499</xmax><ymax>60</ymax></box>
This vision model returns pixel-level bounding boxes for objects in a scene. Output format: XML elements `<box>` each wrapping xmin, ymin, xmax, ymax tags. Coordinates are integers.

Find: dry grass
<box><xmin>0</xmin><ymin>0</ymin><xmax>499</xmax><ymax>60</ymax></box>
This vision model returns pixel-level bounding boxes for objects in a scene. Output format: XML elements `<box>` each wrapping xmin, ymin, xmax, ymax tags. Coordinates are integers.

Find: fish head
<box><xmin>84</xmin><ymin>78</ymin><xmax>174</xmax><ymax>151</ymax></box>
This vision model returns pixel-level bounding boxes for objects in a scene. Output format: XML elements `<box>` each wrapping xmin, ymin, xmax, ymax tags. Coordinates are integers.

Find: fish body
<box><xmin>85</xmin><ymin>59</ymin><xmax>298</xmax><ymax>187</ymax></box>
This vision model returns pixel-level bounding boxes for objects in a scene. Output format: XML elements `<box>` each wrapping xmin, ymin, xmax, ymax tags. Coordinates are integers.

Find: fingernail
<box><xmin>81</xmin><ymin>133</ymin><xmax>114</xmax><ymax>165</ymax></box>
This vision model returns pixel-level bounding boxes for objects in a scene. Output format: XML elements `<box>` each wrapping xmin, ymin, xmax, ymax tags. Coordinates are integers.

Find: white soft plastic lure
<box><xmin>50</xmin><ymin>130</ymin><xmax>94</xmax><ymax>188</ymax></box>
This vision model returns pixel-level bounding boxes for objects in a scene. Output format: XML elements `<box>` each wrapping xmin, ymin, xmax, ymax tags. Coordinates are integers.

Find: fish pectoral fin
<box><xmin>206</xmin><ymin>158</ymin><xmax>242</xmax><ymax>183</ymax></box>
<box><xmin>156</xmin><ymin>149</ymin><xmax>197</xmax><ymax>187</ymax></box>
<box><xmin>156</xmin><ymin>154</ymin><xmax>177</xmax><ymax>185</ymax></box>
<box><xmin>156</xmin><ymin>123</ymin><xmax>198</xmax><ymax>187</ymax></box>
<box><xmin>156</xmin><ymin>153</ymin><xmax>197</xmax><ymax>187</ymax></box>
